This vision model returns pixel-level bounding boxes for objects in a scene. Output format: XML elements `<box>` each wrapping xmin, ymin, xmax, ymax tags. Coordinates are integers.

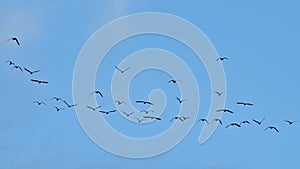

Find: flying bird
<box><xmin>91</xmin><ymin>90</ymin><xmax>103</xmax><ymax>97</ymax></box>
<box><xmin>63</xmin><ymin>100</ymin><xmax>77</xmax><ymax>108</ymax></box>
<box><xmin>236</xmin><ymin>102</ymin><xmax>254</xmax><ymax>106</ymax></box>
<box><xmin>284</xmin><ymin>120</ymin><xmax>296</xmax><ymax>125</ymax></box>
<box><xmin>216</xmin><ymin>57</ymin><xmax>228</xmax><ymax>61</ymax></box>
<box><xmin>5</xmin><ymin>60</ymin><xmax>15</xmax><ymax>66</ymax></box>
<box><xmin>135</xmin><ymin>117</ymin><xmax>145</xmax><ymax>123</ymax></box>
<box><xmin>176</xmin><ymin>97</ymin><xmax>188</xmax><ymax>104</ymax></box>
<box><xmin>54</xmin><ymin>106</ymin><xmax>64</xmax><ymax>112</ymax></box>
<box><xmin>252</xmin><ymin>118</ymin><xmax>266</xmax><ymax>125</ymax></box>
<box><xmin>198</xmin><ymin>118</ymin><xmax>209</xmax><ymax>124</ymax></box>
<box><xmin>11</xmin><ymin>65</ymin><xmax>23</xmax><ymax>72</ymax></box>
<box><xmin>33</xmin><ymin>101</ymin><xmax>46</xmax><ymax>106</ymax></box>
<box><xmin>7</xmin><ymin>37</ymin><xmax>20</xmax><ymax>46</ymax></box>
<box><xmin>217</xmin><ymin>109</ymin><xmax>234</xmax><ymax>114</ymax></box>
<box><xmin>24</xmin><ymin>68</ymin><xmax>40</xmax><ymax>75</ymax></box>
<box><xmin>99</xmin><ymin>110</ymin><xmax>117</xmax><ymax>115</ymax></box>
<box><xmin>121</xmin><ymin>111</ymin><xmax>134</xmax><ymax>117</ymax></box>
<box><xmin>51</xmin><ymin>97</ymin><xmax>62</xmax><ymax>101</ymax></box>
<box><xmin>215</xmin><ymin>91</ymin><xmax>225</xmax><ymax>96</ymax></box>
<box><xmin>86</xmin><ymin>106</ymin><xmax>102</xmax><ymax>111</ymax></box>
<box><xmin>143</xmin><ymin>116</ymin><xmax>161</xmax><ymax>121</ymax></box>
<box><xmin>170</xmin><ymin>116</ymin><xmax>184</xmax><ymax>122</ymax></box>
<box><xmin>226</xmin><ymin>123</ymin><xmax>241</xmax><ymax>128</ymax></box>
<box><xmin>136</xmin><ymin>100</ymin><xmax>154</xmax><ymax>105</ymax></box>
<box><xmin>240</xmin><ymin>120</ymin><xmax>251</xmax><ymax>125</ymax></box>
<box><xmin>265</xmin><ymin>126</ymin><xmax>279</xmax><ymax>133</ymax></box>
<box><xmin>213</xmin><ymin>119</ymin><xmax>223</xmax><ymax>125</ymax></box>
<box><xmin>170</xmin><ymin>116</ymin><xmax>190</xmax><ymax>122</ymax></box>
<box><xmin>31</xmin><ymin>79</ymin><xmax>49</xmax><ymax>84</ymax></box>
<box><xmin>140</xmin><ymin>110</ymin><xmax>154</xmax><ymax>114</ymax></box>
<box><xmin>115</xmin><ymin>66</ymin><xmax>130</xmax><ymax>73</ymax></box>
<box><xmin>115</xmin><ymin>100</ymin><xmax>125</xmax><ymax>105</ymax></box>
<box><xmin>168</xmin><ymin>79</ymin><xmax>181</xmax><ymax>84</ymax></box>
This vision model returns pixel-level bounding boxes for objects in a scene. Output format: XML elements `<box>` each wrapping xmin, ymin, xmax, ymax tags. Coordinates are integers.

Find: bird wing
<box><xmin>32</xmin><ymin>70</ymin><xmax>40</xmax><ymax>73</ymax></box>
<box><xmin>123</xmin><ymin>67</ymin><xmax>130</xmax><ymax>72</ymax></box>
<box><xmin>115</xmin><ymin>66</ymin><xmax>122</xmax><ymax>72</ymax></box>
<box><xmin>31</xmin><ymin>79</ymin><xmax>39</xmax><ymax>83</ymax></box>
<box><xmin>63</xmin><ymin>100</ymin><xmax>71</xmax><ymax>107</ymax></box>
<box><xmin>24</xmin><ymin>68</ymin><xmax>32</xmax><ymax>73</ymax></box>
<box><xmin>15</xmin><ymin>38</ymin><xmax>20</xmax><ymax>46</ymax></box>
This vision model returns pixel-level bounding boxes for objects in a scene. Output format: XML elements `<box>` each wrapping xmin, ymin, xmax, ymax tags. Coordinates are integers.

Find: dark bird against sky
<box><xmin>136</xmin><ymin>100</ymin><xmax>154</xmax><ymax>105</ymax></box>
<box><xmin>31</xmin><ymin>79</ymin><xmax>49</xmax><ymax>84</ymax></box>
<box><xmin>265</xmin><ymin>126</ymin><xmax>279</xmax><ymax>133</ymax></box>
<box><xmin>91</xmin><ymin>90</ymin><xmax>103</xmax><ymax>97</ymax></box>
<box><xmin>7</xmin><ymin>37</ymin><xmax>20</xmax><ymax>46</ymax></box>
<box><xmin>252</xmin><ymin>118</ymin><xmax>266</xmax><ymax>125</ymax></box>
<box><xmin>115</xmin><ymin>66</ymin><xmax>130</xmax><ymax>74</ymax></box>
<box><xmin>24</xmin><ymin>68</ymin><xmax>40</xmax><ymax>75</ymax></box>
<box><xmin>236</xmin><ymin>102</ymin><xmax>254</xmax><ymax>106</ymax></box>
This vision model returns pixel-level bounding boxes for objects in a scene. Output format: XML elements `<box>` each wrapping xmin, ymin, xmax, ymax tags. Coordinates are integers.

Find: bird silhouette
<box><xmin>217</xmin><ymin>109</ymin><xmax>234</xmax><ymax>114</ymax></box>
<box><xmin>24</xmin><ymin>68</ymin><xmax>40</xmax><ymax>75</ymax></box>
<box><xmin>198</xmin><ymin>118</ymin><xmax>209</xmax><ymax>124</ymax></box>
<box><xmin>7</xmin><ymin>37</ymin><xmax>20</xmax><ymax>46</ymax></box>
<box><xmin>115</xmin><ymin>66</ymin><xmax>130</xmax><ymax>73</ymax></box>
<box><xmin>54</xmin><ymin>106</ymin><xmax>64</xmax><ymax>112</ymax></box>
<box><xmin>62</xmin><ymin>100</ymin><xmax>77</xmax><ymax>108</ymax></box>
<box><xmin>213</xmin><ymin>119</ymin><xmax>223</xmax><ymax>125</ymax></box>
<box><xmin>33</xmin><ymin>101</ymin><xmax>46</xmax><ymax>106</ymax></box>
<box><xmin>170</xmin><ymin>116</ymin><xmax>184</xmax><ymax>122</ymax></box>
<box><xmin>252</xmin><ymin>118</ymin><xmax>266</xmax><ymax>125</ymax></box>
<box><xmin>216</xmin><ymin>57</ymin><xmax>228</xmax><ymax>61</ymax></box>
<box><xmin>226</xmin><ymin>123</ymin><xmax>241</xmax><ymax>128</ymax></box>
<box><xmin>121</xmin><ymin>111</ymin><xmax>134</xmax><ymax>117</ymax></box>
<box><xmin>236</xmin><ymin>102</ymin><xmax>254</xmax><ymax>106</ymax></box>
<box><xmin>265</xmin><ymin>126</ymin><xmax>279</xmax><ymax>133</ymax></box>
<box><xmin>5</xmin><ymin>60</ymin><xmax>15</xmax><ymax>66</ymax></box>
<box><xmin>136</xmin><ymin>100</ymin><xmax>154</xmax><ymax>105</ymax></box>
<box><xmin>215</xmin><ymin>91</ymin><xmax>225</xmax><ymax>96</ymax></box>
<box><xmin>99</xmin><ymin>110</ymin><xmax>116</xmax><ymax>115</ymax></box>
<box><xmin>168</xmin><ymin>79</ymin><xmax>181</xmax><ymax>84</ymax></box>
<box><xmin>31</xmin><ymin>79</ymin><xmax>49</xmax><ymax>84</ymax></box>
<box><xmin>135</xmin><ymin>117</ymin><xmax>145</xmax><ymax>123</ymax></box>
<box><xmin>240</xmin><ymin>120</ymin><xmax>251</xmax><ymax>126</ymax></box>
<box><xmin>91</xmin><ymin>90</ymin><xmax>103</xmax><ymax>97</ymax></box>
<box><xmin>284</xmin><ymin>120</ymin><xmax>296</xmax><ymax>125</ymax></box>
<box><xmin>143</xmin><ymin>116</ymin><xmax>161</xmax><ymax>121</ymax></box>
<box><xmin>51</xmin><ymin>97</ymin><xmax>62</xmax><ymax>101</ymax></box>
<box><xmin>176</xmin><ymin>97</ymin><xmax>188</xmax><ymax>104</ymax></box>
<box><xmin>11</xmin><ymin>65</ymin><xmax>23</xmax><ymax>72</ymax></box>
<box><xmin>86</xmin><ymin>106</ymin><xmax>102</xmax><ymax>111</ymax></box>
<box><xmin>140</xmin><ymin>110</ymin><xmax>154</xmax><ymax>114</ymax></box>
<box><xmin>115</xmin><ymin>100</ymin><xmax>125</xmax><ymax>105</ymax></box>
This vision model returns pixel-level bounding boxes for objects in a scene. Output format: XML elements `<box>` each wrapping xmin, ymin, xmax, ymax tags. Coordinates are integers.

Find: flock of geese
<box><xmin>3</xmin><ymin>37</ymin><xmax>296</xmax><ymax>136</ymax></box>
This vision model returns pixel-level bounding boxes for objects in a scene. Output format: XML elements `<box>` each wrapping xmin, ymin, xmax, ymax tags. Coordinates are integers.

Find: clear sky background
<box><xmin>1</xmin><ymin>0</ymin><xmax>300</xmax><ymax>169</ymax></box>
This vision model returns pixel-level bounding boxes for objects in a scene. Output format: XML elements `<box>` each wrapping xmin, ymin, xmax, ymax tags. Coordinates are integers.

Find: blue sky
<box><xmin>1</xmin><ymin>0</ymin><xmax>300</xmax><ymax>169</ymax></box>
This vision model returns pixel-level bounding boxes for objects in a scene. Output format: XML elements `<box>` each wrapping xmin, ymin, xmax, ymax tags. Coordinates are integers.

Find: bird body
<box><xmin>86</xmin><ymin>106</ymin><xmax>102</xmax><ymax>111</ymax></box>
<box><xmin>176</xmin><ymin>97</ymin><xmax>188</xmax><ymax>104</ymax></box>
<box><xmin>216</xmin><ymin>57</ymin><xmax>228</xmax><ymax>61</ymax></box>
<box><xmin>198</xmin><ymin>118</ymin><xmax>209</xmax><ymax>124</ymax></box>
<box><xmin>7</xmin><ymin>37</ymin><xmax>20</xmax><ymax>46</ymax></box>
<box><xmin>91</xmin><ymin>90</ymin><xmax>103</xmax><ymax>97</ymax></box>
<box><xmin>265</xmin><ymin>126</ymin><xmax>279</xmax><ymax>133</ymax></box>
<box><xmin>33</xmin><ymin>101</ymin><xmax>46</xmax><ymax>106</ymax></box>
<box><xmin>236</xmin><ymin>102</ymin><xmax>254</xmax><ymax>106</ymax></box>
<box><xmin>226</xmin><ymin>123</ymin><xmax>241</xmax><ymax>128</ymax></box>
<box><xmin>115</xmin><ymin>66</ymin><xmax>130</xmax><ymax>73</ymax></box>
<box><xmin>144</xmin><ymin>116</ymin><xmax>161</xmax><ymax>121</ymax></box>
<box><xmin>24</xmin><ymin>68</ymin><xmax>40</xmax><ymax>75</ymax></box>
<box><xmin>252</xmin><ymin>118</ymin><xmax>266</xmax><ymax>125</ymax></box>
<box><xmin>217</xmin><ymin>109</ymin><xmax>234</xmax><ymax>114</ymax></box>
<box><xmin>99</xmin><ymin>110</ymin><xmax>116</xmax><ymax>114</ymax></box>
<box><xmin>136</xmin><ymin>100</ymin><xmax>154</xmax><ymax>105</ymax></box>
<box><xmin>31</xmin><ymin>79</ymin><xmax>49</xmax><ymax>84</ymax></box>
